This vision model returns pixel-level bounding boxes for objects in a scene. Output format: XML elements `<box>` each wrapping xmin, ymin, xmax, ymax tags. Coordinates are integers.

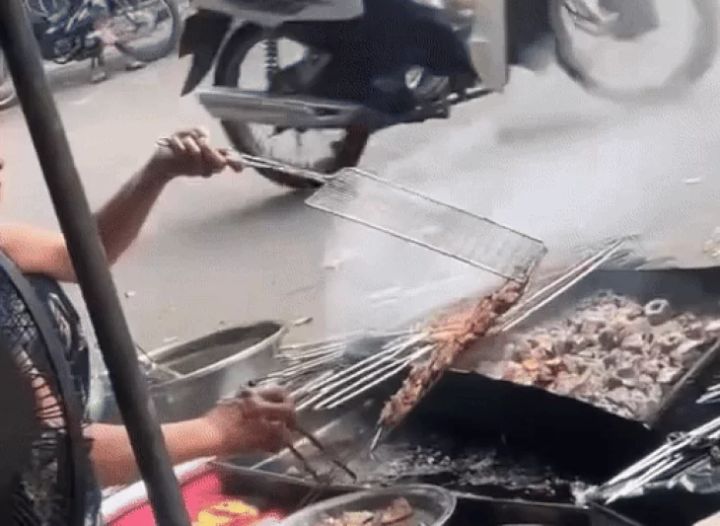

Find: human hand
<box><xmin>149</xmin><ymin>128</ymin><xmax>244</xmax><ymax>180</ymax></box>
<box><xmin>200</xmin><ymin>386</ymin><xmax>296</xmax><ymax>458</ymax></box>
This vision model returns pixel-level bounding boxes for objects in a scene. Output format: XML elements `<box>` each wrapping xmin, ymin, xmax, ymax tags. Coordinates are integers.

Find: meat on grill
<box><xmin>315</xmin><ymin>498</ymin><xmax>414</xmax><ymax>526</ymax></box>
<box><xmin>379</xmin><ymin>281</ymin><xmax>524</xmax><ymax>428</ymax></box>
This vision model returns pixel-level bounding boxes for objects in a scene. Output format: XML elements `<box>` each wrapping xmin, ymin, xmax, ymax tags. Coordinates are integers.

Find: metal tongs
<box><xmin>286</xmin><ymin>424</ymin><xmax>357</xmax><ymax>483</ymax></box>
<box><xmin>156</xmin><ymin>137</ymin><xmax>328</xmax><ymax>186</ymax></box>
<box><xmin>219</xmin><ymin>389</ymin><xmax>356</xmax><ymax>484</ymax></box>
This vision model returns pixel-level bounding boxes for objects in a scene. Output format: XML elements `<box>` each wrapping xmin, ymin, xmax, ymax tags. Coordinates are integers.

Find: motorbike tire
<box><xmin>214</xmin><ymin>25</ymin><xmax>370</xmax><ymax>190</ymax></box>
<box><xmin>0</xmin><ymin>51</ymin><xmax>17</xmax><ymax>110</ymax></box>
<box><xmin>551</xmin><ymin>0</ymin><xmax>719</xmax><ymax>101</ymax></box>
<box><xmin>114</xmin><ymin>0</ymin><xmax>182</xmax><ymax>63</ymax></box>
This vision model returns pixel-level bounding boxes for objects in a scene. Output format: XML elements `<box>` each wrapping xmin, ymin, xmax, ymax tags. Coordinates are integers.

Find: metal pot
<box><xmin>96</xmin><ymin>321</ymin><xmax>286</xmax><ymax>423</ymax></box>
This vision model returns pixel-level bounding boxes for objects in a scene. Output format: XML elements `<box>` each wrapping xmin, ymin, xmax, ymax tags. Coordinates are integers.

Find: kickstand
<box><xmin>90</xmin><ymin>51</ymin><xmax>108</xmax><ymax>84</ymax></box>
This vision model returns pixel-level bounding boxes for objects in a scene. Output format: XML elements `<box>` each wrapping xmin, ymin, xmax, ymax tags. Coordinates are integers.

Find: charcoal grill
<box><xmin>483</xmin><ymin>267</ymin><xmax>720</xmax><ymax>434</ymax></box>
<box><xmin>211</xmin><ymin>462</ymin><xmax>641</xmax><ymax>526</ymax></box>
<box><xmin>218</xmin><ymin>267</ymin><xmax>720</xmax><ymax>526</ymax></box>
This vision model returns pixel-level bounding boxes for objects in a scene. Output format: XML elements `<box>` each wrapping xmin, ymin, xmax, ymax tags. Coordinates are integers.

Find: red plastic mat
<box><xmin>108</xmin><ymin>469</ymin><xmax>286</xmax><ymax>526</ymax></box>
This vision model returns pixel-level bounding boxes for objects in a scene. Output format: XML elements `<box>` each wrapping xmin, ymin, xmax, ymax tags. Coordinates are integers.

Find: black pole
<box><xmin>0</xmin><ymin>3</ymin><xmax>191</xmax><ymax>525</ymax></box>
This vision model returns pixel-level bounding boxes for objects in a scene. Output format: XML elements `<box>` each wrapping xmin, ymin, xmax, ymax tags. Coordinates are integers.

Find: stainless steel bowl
<box><xmin>95</xmin><ymin>321</ymin><xmax>287</xmax><ymax>423</ymax></box>
<box><xmin>279</xmin><ymin>484</ymin><xmax>456</xmax><ymax>526</ymax></box>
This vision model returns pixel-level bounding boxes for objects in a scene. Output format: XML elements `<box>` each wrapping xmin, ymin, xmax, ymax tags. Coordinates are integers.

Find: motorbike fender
<box><xmin>180</xmin><ymin>10</ymin><xmax>232</xmax><ymax>96</ymax></box>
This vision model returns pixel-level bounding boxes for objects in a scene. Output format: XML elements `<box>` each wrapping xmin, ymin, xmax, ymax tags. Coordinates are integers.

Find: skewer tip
<box><xmin>369</xmin><ymin>426</ymin><xmax>386</xmax><ymax>452</ymax></box>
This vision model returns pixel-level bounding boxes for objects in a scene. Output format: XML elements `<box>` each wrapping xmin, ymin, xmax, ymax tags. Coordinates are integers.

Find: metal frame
<box><xmin>0</xmin><ymin>1</ymin><xmax>191</xmax><ymax>524</ymax></box>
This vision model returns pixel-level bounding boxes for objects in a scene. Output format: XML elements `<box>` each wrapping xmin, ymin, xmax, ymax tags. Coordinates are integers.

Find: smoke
<box><xmin>321</xmin><ymin>2</ymin><xmax>720</xmax><ymax>335</ymax></box>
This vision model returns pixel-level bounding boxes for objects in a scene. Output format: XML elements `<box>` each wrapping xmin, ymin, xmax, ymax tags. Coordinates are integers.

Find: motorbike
<box><xmin>179</xmin><ymin>0</ymin><xmax>719</xmax><ymax>189</ymax></box>
<box><xmin>0</xmin><ymin>0</ymin><xmax>182</xmax><ymax>109</ymax></box>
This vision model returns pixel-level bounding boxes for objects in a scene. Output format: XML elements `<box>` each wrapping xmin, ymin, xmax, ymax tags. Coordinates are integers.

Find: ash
<box><xmin>357</xmin><ymin>441</ymin><xmax>577</xmax><ymax>502</ymax></box>
<box><xmin>287</xmin><ymin>434</ymin><xmax>582</xmax><ymax>502</ymax></box>
<box><xmin>497</xmin><ymin>290</ymin><xmax>719</xmax><ymax>420</ymax></box>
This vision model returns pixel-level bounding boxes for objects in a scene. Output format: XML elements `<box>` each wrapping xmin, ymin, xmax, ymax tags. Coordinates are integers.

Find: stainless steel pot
<box><xmin>96</xmin><ymin>321</ymin><xmax>287</xmax><ymax>423</ymax></box>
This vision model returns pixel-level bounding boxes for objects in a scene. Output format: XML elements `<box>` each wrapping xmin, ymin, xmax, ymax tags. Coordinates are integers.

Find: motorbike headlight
<box><xmin>411</xmin><ymin>0</ymin><xmax>447</xmax><ymax>8</ymax></box>
<box><xmin>412</xmin><ymin>0</ymin><xmax>477</xmax><ymax>18</ymax></box>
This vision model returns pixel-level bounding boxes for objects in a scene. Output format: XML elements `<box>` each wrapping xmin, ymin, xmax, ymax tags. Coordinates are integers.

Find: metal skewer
<box><xmin>317</xmin><ymin>345</ymin><xmax>435</xmax><ymax>410</ymax></box>
<box><xmin>498</xmin><ymin>238</ymin><xmax>626</xmax><ymax>333</ymax></box>
<box><xmin>296</xmin><ymin>336</ymin><xmax>424</xmax><ymax>411</ymax></box>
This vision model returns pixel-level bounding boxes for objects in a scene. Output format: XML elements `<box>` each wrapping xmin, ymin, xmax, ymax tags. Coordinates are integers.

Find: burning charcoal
<box><xmin>562</xmin><ymin>356</ymin><xmax>588</xmax><ymax>375</ymax></box>
<box><xmin>622</xmin><ymin>316</ymin><xmax>652</xmax><ymax>337</ymax></box>
<box><xmin>643</xmin><ymin>359</ymin><xmax>662</xmax><ymax>379</ymax></box>
<box><xmin>578</xmin><ymin>348</ymin><xmax>597</xmax><ymax>359</ymax></box>
<box><xmin>527</xmin><ymin>334</ymin><xmax>554</xmax><ymax>355</ymax></box>
<box><xmin>602</xmin><ymin>353</ymin><xmax>616</xmax><ymax>368</ymax></box>
<box><xmin>580</xmin><ymin>312</ymin><xmax>607</xmax><ymax>333</ymax></box>
<box><xmin>553</xmin><ymin>338</ymin><xmax>574</xmax><ymax>355</ymax></box>
<box><xmin>522</xmin><ymin>358</ymin><xmax>541</xmax><ymax>372</ymax></box>
<box><xmin>646</xmin><ymin>382</ymin><xmax>663</xmax><ymax>402</ymax></box>
<box><xmin>553</xmin><ymin>372</ymin><xmax>581</xmax><ymax>395</ymax></box>
<box><xmin>607</xmin><ymin>387</ymin><xmax>632</xmax><ymax>405</ymax></box>
<box><xmin>502</xmin><ymin>361</ymin><xmax>524</xmax><ymax>381</ymax></box>
<box><xmin>675</xmin><ymin>311</ymin><xmax>699</xmax><ymax>326</ymax></box>
<box><xmin>616</xmin><ymin>366</ymin><xmax>635</xmax><ymax>379</ymax></box>
<box><xmin>657</xmin><ymin>332</ymin><xmax>684</xmax><ymax>352</ymax></box>
<box><xmin>705</xmin><ymin>319</ymin><xmax>720</xmax><ymax>336</ymax></box>
<box><xmin>620</xmin><ymin>333</ymin><xmax>646</xmax><ymax>354</ymax></box>
<box><xmin>644</xmin><ymin>299</ymin><xmax>673</xmax><ymax>326</ymax></box>
<box><xmin>598</xmin><ymin>328</ymin><xmax>618</xmax><ymax>350</ymax></box>
<box><xmin>638</xmin><ymin>374</ymin><xmax>654</xmax><ymax>387</ymax></box>
<box><xmin>571</xmin><ymin>333</ymin><xmax>594</xmax><ymax>350</ymax></box>
<box><xmin>657</xmin><ymin>366</ymin><xmax>682</xmax><ymax>384</ymax></box>
<box><xmin>619</xmin><ymin>304</ymin><xmax>644</xmax><ymax>321</ymax></box>
<box><xmin>684</xmin><ymin>321</ymin><xmax>705</xmax><ymax>340</ymax></box>
<box><xmin>671</xmin><ymin>340</ymin><xmax>703</xmax><ymax>367</ymax></box>
<box><xmin>506</xmin><ymin>341</ymin><xmax>531</xmax><ymax>362</ymax></box>
<box><xmin>605</xmin><ymin>375</ymin><xmax>623</xmax><ymax>390</ymax></box>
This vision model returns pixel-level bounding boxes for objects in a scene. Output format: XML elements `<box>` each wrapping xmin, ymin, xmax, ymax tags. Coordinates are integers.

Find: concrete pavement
<box><xmin>2</xmin><ymin>32</ymin><xmax>720</xmax><ymax>381</ymax></box>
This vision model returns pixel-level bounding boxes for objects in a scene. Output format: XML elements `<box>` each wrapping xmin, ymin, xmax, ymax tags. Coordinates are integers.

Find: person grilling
<box><xmin>0</xmin><ymin>128</ymin><xmax>296</xmax><ymax>525</ymax></box>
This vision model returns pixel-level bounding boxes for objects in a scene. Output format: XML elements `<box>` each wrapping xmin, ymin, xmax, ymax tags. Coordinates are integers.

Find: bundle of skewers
<box><xmin>254</xmin><ymin>238</ymin><xmax>629</xmax><ymax>445</ymax></box>
<box><xmin>594</xmin><ymin>414</ymin><xmax>720</xmax><ymax>504</ymax></box>
<box><xmin>697</xmin><ymin>376</ymin><xmax>720</xmax><ymax>404</ymax></box>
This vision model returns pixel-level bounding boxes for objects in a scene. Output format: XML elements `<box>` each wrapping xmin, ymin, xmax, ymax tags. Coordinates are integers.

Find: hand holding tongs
<box><xmin>156</xmin><ymin>137</ymin><xmax>328</xmax><ymax>186</ymax></box>
<box><xmin>219</xmin><ymin>388</ymin><xmax>356</xmax><ymax>483</ymax></box>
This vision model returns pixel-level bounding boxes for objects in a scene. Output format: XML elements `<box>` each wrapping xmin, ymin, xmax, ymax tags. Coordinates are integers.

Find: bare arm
<box><xmin>88</xmin><ymin>419</ymin><xmax>217</xmax><ymax>487</ymax></box>
<box><xmin>0</xmin><ymin>129</ymin><xmax>239</xmax><ymax>282</ymax></box>
<box><xmin>88</xmin><ymin>388</ymin><xmax>294</xmax><ymax>487</ymax></box>
<box><xmin>0</xmin><ymin>164</ymin><xmax>169</xmax><ymax>282</ymax></box>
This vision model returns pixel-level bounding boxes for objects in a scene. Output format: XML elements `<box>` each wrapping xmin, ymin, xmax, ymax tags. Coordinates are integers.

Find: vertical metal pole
<box><xmin>0</xmin><ymin>3</ymin><xmax>191</xmax><ymax>525</ymax></box>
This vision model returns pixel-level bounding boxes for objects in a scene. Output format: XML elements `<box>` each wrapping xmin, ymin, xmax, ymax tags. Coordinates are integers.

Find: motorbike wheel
<box><xmin>0</xmin><ymin>51</ymin><xmax>17</xmax><ymax>110</ymax></box>
<box><xmin>551</xmin><ymin>0</ymin><xmax>718</xmax><ymax>100</ymax></box>
<box><xmin>112</xmin><ymin>0</ymin><xmax>182</xmax><ymax>63</ymax></box>
<box><xmin>214</xmin><ymin>25</ymin><xmax>369</xmax><ymax>190</ymax></box>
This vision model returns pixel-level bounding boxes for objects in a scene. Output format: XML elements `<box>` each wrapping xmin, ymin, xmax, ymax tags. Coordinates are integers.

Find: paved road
<box><xmin>2</xmin><ymin>29</ymin><xmax>720</xmax><ymax>382</ymax></box>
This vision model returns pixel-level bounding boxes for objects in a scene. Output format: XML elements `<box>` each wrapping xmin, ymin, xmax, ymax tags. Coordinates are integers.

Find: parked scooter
<box><xmin>0</xmin><ymin>0</ymin><xmax>182</xmax><ymax>109</ymax></box>
<box><xmin>180</xmin><ymin>0</ymin><xmax>718</xmax><ymax>188</ymax></box>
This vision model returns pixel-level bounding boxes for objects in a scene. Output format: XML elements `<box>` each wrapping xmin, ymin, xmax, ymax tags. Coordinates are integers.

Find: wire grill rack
<box><xmin>306</xmin><ymin>168</ymin><xmax>547</xmax><ymax>282</ymax></box>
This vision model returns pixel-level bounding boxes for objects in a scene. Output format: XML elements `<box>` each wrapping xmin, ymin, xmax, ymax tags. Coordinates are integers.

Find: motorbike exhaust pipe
<box><xmin>196</xmin><ymin>87</ymin><xmax>369</xmax><ymax>129</ymax></box>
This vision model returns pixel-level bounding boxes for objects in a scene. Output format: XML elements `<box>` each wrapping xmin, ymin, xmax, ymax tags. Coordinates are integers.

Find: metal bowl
<box><xmin>94</xmin><ymin>321</ymin><xmax>287</xmax><ymax>423</ymax></box>
<box><xmin>279</xmin><ymin>484</ymin><xmax>456</xmax><ymax>526</ymax></box>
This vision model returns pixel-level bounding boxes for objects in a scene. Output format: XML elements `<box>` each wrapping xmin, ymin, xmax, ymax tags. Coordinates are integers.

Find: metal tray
<box><xmin>279</xmin><ymin>485</ymin><xmax>456</xmax><ymax>526</ymax></box>
<box><xmin>213</xmin><ymin>463</ymin><xmax>640</xmax><ymax>526</ymax></box>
